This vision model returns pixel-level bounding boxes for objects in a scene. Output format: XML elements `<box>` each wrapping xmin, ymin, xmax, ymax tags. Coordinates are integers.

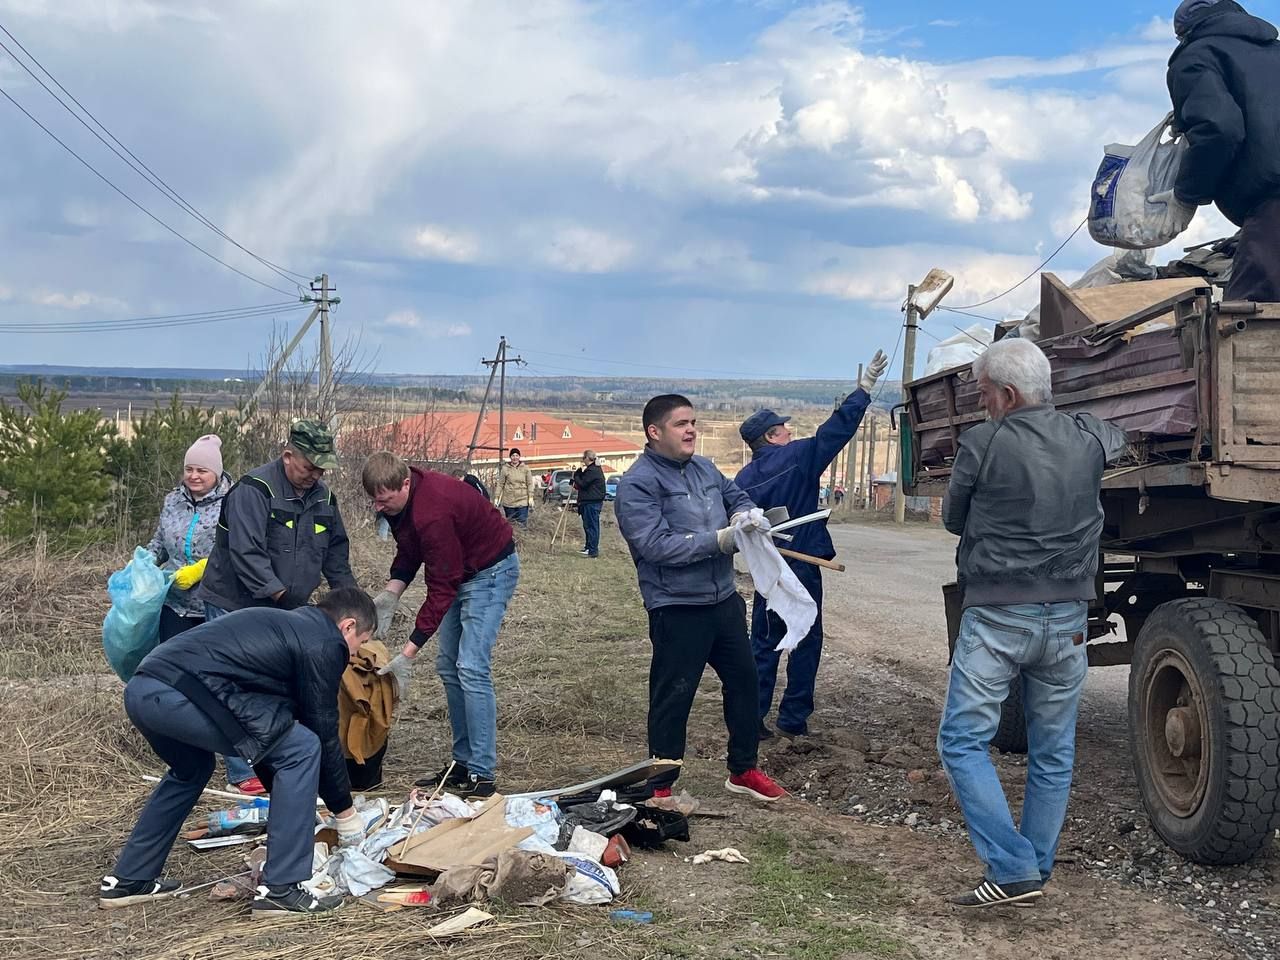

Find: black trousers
<box><xmin>158</xmin><ymin>605</ymin><xmax>204</xmax><ymax>643</ymax></box>
<box><xmin>1226</xmin><ymin>196</ymin><xmax>1280</xmax><ymax>303</ymax></box>
<box><xmin>647</xmin><ymin>594</ymin><xmax>759</xmax><ymax>788</ymax></box>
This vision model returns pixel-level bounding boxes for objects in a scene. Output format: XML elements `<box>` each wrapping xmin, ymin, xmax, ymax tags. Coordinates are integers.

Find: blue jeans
<box><xmin>115</xmin><ymin>675</ymin><xmax>320</xmax><ymax>886</ymax></box>
<box><xmin>435</xmin><ymin>552</ymin><xmax>520</xmax><ymax>780</ymax></box>
<box><xmin>580</xmin><ymin>501</ymin><xmax>602</xmax><ymax>556</ymax></box>
<box><xmin>203</xmin><ymin>601</ymin><xmax>257</xmax><ymax>785</ymax></box>
<box><xmin>504</xmin><ymin>506</ymin><xmax>529</xmax><ymax>527</ymax></box>
<box><xmin>937</xmin><ymin>601</ymin><xmax>1088</xmax><ymax>886</ymax></box>
<box><xmin>752</xmin><ymin>560</ymin><xmax>823</xmax><ymax>733</ymax></box>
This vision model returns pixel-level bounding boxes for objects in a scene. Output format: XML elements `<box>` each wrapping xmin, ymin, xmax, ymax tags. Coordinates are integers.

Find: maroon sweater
<box><xmin>386</xmin><ymin>467</ymin><xmax>515</xmax><ymax>645</ymax></box>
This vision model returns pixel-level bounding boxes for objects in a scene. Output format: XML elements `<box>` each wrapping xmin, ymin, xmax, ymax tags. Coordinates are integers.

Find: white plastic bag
<box><xmin>923</xmin><ymin>323</ymin><xmax>993</xmax><ymax>375</ymax></box>
<box><xmin>552</xmin><ymin>853</ymin><xmax>620</xmax><ymax>905</ymax></box>
<box><xmin>1089</xmin><ymin>113</ymin><xmax>1196</xmax><ymax>250</ymax></box>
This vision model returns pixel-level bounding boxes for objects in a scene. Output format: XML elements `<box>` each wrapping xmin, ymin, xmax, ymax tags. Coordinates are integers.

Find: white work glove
<box><xmin>716</xmin><ymin>526</ymin><xmax>738</xmax><ymax>555</ymax></box>
<box><xmin>377</xmin><ymin>653</ymin><xmax>414</xmax><ymax>701</ymax></box>
<box><xmin>372</xmin><ymin>589</ymin><xmax>400</xmax><ymax>639</ymax></box>
<box><xmin>334</xmin><ymin>810</ymin><xmax>364</xmax><ymax>849</ymax></box>
<box><xmin>717</xmin><ymin>509</ymin><xmax>773</xmax><ymax>555</ymax></box>
<box><xmin>859</xmin><ymin>349</ymin><xmax>889</xmax><ymax>393</ymax></box>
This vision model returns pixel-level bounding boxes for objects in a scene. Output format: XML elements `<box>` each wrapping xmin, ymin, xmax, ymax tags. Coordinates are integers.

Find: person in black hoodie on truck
<box><xmin>1169</xmin><ymin>0</ymin><xmax>1280</xmax><ymax>300</ymax></box>
<box><xmin>99</xmin><ymin>588</ymin><xmax>377</xmax><ymax>918</ymax></box>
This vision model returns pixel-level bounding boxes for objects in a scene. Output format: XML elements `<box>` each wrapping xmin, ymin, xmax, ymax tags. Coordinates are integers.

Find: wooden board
<box><xmin>1039</xmin><ymin>273</ymin><xmax>1206</xmax><ymax>339</ymax></box>
<box><xmin>506</xmin><ymin>758</ymin><xmax>682</xmax><ymax>801</ymax></box>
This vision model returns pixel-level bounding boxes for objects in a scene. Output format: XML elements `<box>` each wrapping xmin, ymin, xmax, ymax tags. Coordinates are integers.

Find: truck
<box><xmin>901</xmin><ymin>279</ymin><xmax>1280</xmax><ymax>865</ymax></box>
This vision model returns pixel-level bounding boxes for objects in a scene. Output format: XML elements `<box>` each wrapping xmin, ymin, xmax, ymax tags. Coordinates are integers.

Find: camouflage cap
<box><xmin>288</xmin><ymin>419</ymin><xmax>338</xmax><ymax>470</ymax></box>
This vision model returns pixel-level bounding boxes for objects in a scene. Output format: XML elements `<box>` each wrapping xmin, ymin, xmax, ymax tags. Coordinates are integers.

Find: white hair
<box><xmin>972</xmin><ymin>337</ymin><xmax>1053</xmax><ymax>404</ymax></box>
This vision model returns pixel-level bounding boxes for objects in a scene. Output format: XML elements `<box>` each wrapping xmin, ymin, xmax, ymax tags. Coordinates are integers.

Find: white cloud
<box><xmin>32</xmin><ymin>290</ymin><xmax>128</xmax><ymax>310</ymax></box>
<box><xmin>410</xmin><ymin>224</ymin><xmax>480</xmax><ymax>263</ymax></box>
<box><xmin>538</xmin><ymin>225</ymin><xmax>634</xmax><ymax>274</ymax></box>
<box><xmin>381</xmin><ymin>309</ymin><xmax>471</xmax><ymax>338</ymax></box>
<box><xmin>1141</xmin><ymin>16</ymin><xmax>1175</xmax><ymax>42</ymax></box>
<box><xmin>929</xmin><ymin>19</ymin><xmax>962</xmax><ymax>28</ymax></box>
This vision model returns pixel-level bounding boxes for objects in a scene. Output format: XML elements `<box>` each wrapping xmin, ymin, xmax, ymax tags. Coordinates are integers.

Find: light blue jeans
<box><xmin>937</xmin><ymin>601</ymin><xmax>1088</xmax><ymax>886</ymax></box>
<box><xmin>435</xmin><ymin>552</ymin><xmax>520</xmax><ymax>780</ymax></box>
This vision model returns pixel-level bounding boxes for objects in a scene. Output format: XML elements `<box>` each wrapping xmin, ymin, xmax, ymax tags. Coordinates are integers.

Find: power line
<box><xmin>0</xmin><ymin>302</ymin><xmax>310</xmax><ymax>334</ymax></box>
<box><xmin>946</xmin><ymin>216</ymin><xmax>1087</xmax><ymax>310</ymax></box>
<box><xmin>0</xmin><ymin>82</ymin><xmax>297</xmax><ymax>297</ymax></box>
<box><xmin>938</xmin><ymin>305</ymin><xmax>1003</xmax><ymax>324</ymax></box>
<box><xmin>516</xmin><ymin>346</ymin><xmax>849</xmax><ymax>381</ymax></box>
<box><xmin>0</xmin><ymin>21</ymin><xmax>311</xmax><ymax>286</ymax></box>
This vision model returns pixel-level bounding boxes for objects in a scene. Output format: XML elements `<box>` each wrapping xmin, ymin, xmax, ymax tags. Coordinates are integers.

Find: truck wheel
<box><xmin>1129</xmin><ymin>598</ymin><xmax>1280</xmax><ymax>865</ymax></box>
<box><xmin>991</xmin><ymin>678</ymin><xmax>1028</xmax><ymax>755</ymax></box>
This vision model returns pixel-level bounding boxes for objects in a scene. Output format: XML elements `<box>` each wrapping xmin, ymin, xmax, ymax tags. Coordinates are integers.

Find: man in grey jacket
<box><xmin>615</xmin><ymin>394</ymin><xmax>785</xmax><ymax>803</ymax></box>
<box><xmin>937</xmin><ymin>338</ymin><xmax>1128</xmax><ymax>909</ymax></box>
<box><xmin>197</xmin><ymin>419</ymin><xmax>357</xmax><ymax>793</ymax></box>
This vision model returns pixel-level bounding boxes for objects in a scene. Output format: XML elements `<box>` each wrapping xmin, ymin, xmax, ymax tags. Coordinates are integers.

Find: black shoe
<box><xmin>99</xmin><ymin>875</ymin><xmax>180</xmax><ymax>909</ymax></box>
<box><xmin>776</xmin><ymin>722</ymin><xmax>810</xmax><ymax>738</ymax></box>
<box><xmin>251</xmin><ymin>884</ymin><xmax>344</xmax><ymax>918</ymax></box>
<box><xmin>949</xmin><ymin>878</ymin><xmax>1042</xmax><ymax>908</ymax></box>
<box><xmin>758</xmin><ymin>721</ymin><xmax>775</xmax><ymax>741</ymax></box>
<box><xmin>446</xmin><ymin>773</ymin><xmax>496</xmax><ymax>799</ymax></box>
<box><xmin>415</xmin><ymin>761</ymin><xmax>470</xmax><ymax>789</ymax></box>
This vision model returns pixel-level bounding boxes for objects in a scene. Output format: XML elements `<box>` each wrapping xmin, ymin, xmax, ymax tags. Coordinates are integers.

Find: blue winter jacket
<box><xmin>615</xmin><ymin>447</ymin><xmax>754</xmax><ymax>610</ymax></box>
<box><xmin>734</xmin><ymin>388</ymin><xmax>872</xmax><ymax>560</ymax></box>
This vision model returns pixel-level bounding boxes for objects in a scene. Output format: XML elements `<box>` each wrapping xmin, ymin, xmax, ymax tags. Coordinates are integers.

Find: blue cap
<box><xmin>739</xmin><ymin>409</ymin><xmax>791</xmax><ymax>444</ymax></box>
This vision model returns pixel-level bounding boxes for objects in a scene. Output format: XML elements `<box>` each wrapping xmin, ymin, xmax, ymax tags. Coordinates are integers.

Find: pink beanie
<box><xmin>185</xmin><ymin>434</ymin><xmax>223</xmax><ymax>475</ymax></box>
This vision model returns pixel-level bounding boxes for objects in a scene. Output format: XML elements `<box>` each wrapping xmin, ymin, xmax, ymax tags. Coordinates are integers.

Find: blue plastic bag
<box><xmin>102</xmin><ymin>546</ymin><xmax>171</xmax><ymax>681</ymax></box>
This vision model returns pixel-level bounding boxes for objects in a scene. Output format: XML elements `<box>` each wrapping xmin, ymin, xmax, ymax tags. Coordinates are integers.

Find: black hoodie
<box><xmin>1168</xmin><ymin>0</ymin><xmax>1280</xmax><ymax>225</ymax></box>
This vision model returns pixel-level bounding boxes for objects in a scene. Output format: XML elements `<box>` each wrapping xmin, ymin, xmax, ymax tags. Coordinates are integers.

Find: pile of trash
<box><xmin>190</xmin><ymin>761</ymin><xmax>694</xmax><ymax>914</ymax></box>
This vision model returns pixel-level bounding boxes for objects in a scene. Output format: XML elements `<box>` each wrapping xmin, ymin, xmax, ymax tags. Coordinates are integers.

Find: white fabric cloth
<box><xmin>731</xmin><ymin>508</ymin><xmax>817</xmax><ymax>652</ymax></box>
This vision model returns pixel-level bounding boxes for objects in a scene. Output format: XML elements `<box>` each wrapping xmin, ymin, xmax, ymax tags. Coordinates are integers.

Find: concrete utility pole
<box><xmin>466</xmin><ymin>336</ymin><xmax>523</xmax><ymax>477</ymax></box>
<box><xmin>244</xmin><ymin>274</ymin><xmax>336</xmax><ymax>420</ymax></box>
<box><xmin>840</xmin><ymin>362</ymin><xmax>862</xmax><ymax>512</ymax></box>
<box><xmin>895</xmin><ymin>284</ymin><xmax>919</xmax><ymax>525</ymax></box>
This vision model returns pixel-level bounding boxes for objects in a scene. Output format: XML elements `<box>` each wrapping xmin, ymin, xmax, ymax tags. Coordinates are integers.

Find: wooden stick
<box><xmin>142</xmin><ymin>774</ymin><xmax>324</xmax><ymax>805</ymax></box>
<box><xmin>777</xmin><ymin>548</ymin><xmax>846</xmax><ymax>572</ymax></box>
<box><xmin>396</xmin><ymin>760</ymin><xmax>455</xmax><ymax>860</ymax></box>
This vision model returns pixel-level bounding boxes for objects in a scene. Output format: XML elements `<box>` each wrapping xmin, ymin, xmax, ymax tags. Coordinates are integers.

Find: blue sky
<box><xmin>1</xmin><ymin>0</ymin><xmax>1274</xmax><ymax>380</ymax></box>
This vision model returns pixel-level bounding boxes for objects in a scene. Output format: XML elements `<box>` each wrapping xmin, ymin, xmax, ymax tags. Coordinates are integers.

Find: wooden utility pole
<box><xmin>864</xmin><ymin>416</ymin><xmax>877</xmax><ymax>510</ymax></box>
<box><xmin>840</xmin><ymin>363</ymin><xmax>862</xmax><ymax>512</ymax></box>
<box><xmin>895</xmin><ymin>285</ymin><xmax>919</xmax><ymax>525</ymax></box>
<box><xmin>825</xmin><ymin>395</ymin><xmax>840</xmax><ymax>506</ymax></box>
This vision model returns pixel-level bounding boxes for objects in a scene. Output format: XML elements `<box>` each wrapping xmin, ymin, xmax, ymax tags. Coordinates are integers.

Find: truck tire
<box><xmin>991</xmin><ymin>678</ymin><xmax>1028</xmax><ymax>755</ymax></box>
<box><xmin>1129</xmin><ymin>598</ymin><xmax>1280</xmax><ymax>865</ymax></box>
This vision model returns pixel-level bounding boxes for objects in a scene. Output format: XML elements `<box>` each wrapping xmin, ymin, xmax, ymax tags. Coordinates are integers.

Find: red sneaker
<box><xmin>651</xmin><ymin>787</ymin><xmax>673</xmax><ymax>800</ymax></box>
<box><xmin>229</xmin><ymin>777</ymin><xmax>267</xmax><ymax>797</ymax></box>
<box><xmin>725</xmin><ymin>769</ymin><xmax>786</xmax><ymax>803</ymax></box>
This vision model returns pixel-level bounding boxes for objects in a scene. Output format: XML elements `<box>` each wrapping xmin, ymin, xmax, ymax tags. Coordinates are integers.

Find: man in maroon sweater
<box><xmin>362</xmin><ymin>452</ymin><xmax>519</xmax><ymax>798</ymax></box>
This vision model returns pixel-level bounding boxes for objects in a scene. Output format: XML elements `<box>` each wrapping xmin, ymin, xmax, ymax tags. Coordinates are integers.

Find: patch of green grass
<box><xmin>746</xmin><ymin>830</ymin><xmax>910</xmax><ymax>960</ymax></box>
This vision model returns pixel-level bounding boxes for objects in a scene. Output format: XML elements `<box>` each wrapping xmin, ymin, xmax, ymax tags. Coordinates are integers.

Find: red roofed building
<box><xmin>369</xmin><ymin>409</ymin><xmax>643</xmax><ymax>476</ymax></box>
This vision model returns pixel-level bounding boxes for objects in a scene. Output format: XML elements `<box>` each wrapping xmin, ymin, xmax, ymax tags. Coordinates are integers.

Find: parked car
<box><xmin>542</xmin><ymin>468</ymin><xmax>575</xmax><ymax>502</ymax></box>
<box><xmin>605</xmin><ymin>474</ymin><xmax>619</xmax><ymax>501</ymax></box>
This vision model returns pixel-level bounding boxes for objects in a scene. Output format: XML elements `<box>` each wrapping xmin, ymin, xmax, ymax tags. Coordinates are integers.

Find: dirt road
<box><xmin>787</xmin><ymin>520</ymin><xmax>1280</xmax><ymax>960</ymax></box>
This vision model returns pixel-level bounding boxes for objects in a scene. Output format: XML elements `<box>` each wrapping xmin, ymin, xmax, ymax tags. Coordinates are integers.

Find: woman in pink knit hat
<box><xmin>145</xmin><ymin>434</ymin><xmax>232</xmax><ymax>643</ymax></box>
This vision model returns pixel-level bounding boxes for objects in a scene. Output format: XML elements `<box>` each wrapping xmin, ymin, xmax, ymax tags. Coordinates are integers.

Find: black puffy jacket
<box><xmin>1168</xmin><ymin>1</ymin><xmax>1280</xmax><ymax>225</ymax></box>
<box><xmin>135</xmin><ymin>605</ymin><xmax>352</xmax><ymax>814</ymax></box>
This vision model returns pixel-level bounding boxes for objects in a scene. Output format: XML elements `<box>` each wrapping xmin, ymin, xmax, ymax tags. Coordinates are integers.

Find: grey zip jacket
<box><xmin>146</xmin><ymin>474</ymin><xmax>233</xmax><ymax>618</ymax></box>
<box><xmin>615</xmin><ymin>446</ymin><xmax>754</xmax><ymax>610</ymax></box>
<box><xmin>943</xmin><ymin>405</ymin><xmax>1128</xmax><ymax>608</ymax></box>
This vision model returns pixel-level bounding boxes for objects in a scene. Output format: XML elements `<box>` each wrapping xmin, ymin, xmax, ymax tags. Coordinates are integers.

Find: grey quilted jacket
<box><xmin>146</xmin><ymin>474</ymin><xmax>233</xmax><ymax>617</ymax></box>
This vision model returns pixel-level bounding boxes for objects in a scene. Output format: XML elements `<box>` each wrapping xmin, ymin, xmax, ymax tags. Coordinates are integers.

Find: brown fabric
<box><xmin>338</xmin><ymin>640</ymin><xmax>397</xmax><ymax>764</ymax></box>
<box><xmin>430</xmin><ymin>849</ymin><xmax>571</xmax><ymax>908</ymax></box>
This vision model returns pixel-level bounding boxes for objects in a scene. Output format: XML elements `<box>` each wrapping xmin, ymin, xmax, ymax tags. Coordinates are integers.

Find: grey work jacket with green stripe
<box><xmin>197</xmin><ymin>457</ymin><xmax>356</xmax><ymax>612</ymax></box>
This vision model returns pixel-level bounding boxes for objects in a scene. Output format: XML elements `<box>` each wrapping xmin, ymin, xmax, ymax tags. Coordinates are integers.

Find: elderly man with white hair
<box><xmin>936</xmin><ymin>338</ymin><xmax>1128</xmax><ymax>909</ymax></box>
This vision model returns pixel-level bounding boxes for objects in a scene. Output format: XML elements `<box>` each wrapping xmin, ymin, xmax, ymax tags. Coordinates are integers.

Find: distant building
<box><xmin>365</xmin><ymin>409</ymin><xmax>643</xmax><ymax>477</ymax></box>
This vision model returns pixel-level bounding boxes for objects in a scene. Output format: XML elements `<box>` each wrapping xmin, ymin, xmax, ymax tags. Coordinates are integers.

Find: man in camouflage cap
<box><xmin>197</xmin><ymin>419</ymin><xmax>358</xmax><ymax>793</ymax></box>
